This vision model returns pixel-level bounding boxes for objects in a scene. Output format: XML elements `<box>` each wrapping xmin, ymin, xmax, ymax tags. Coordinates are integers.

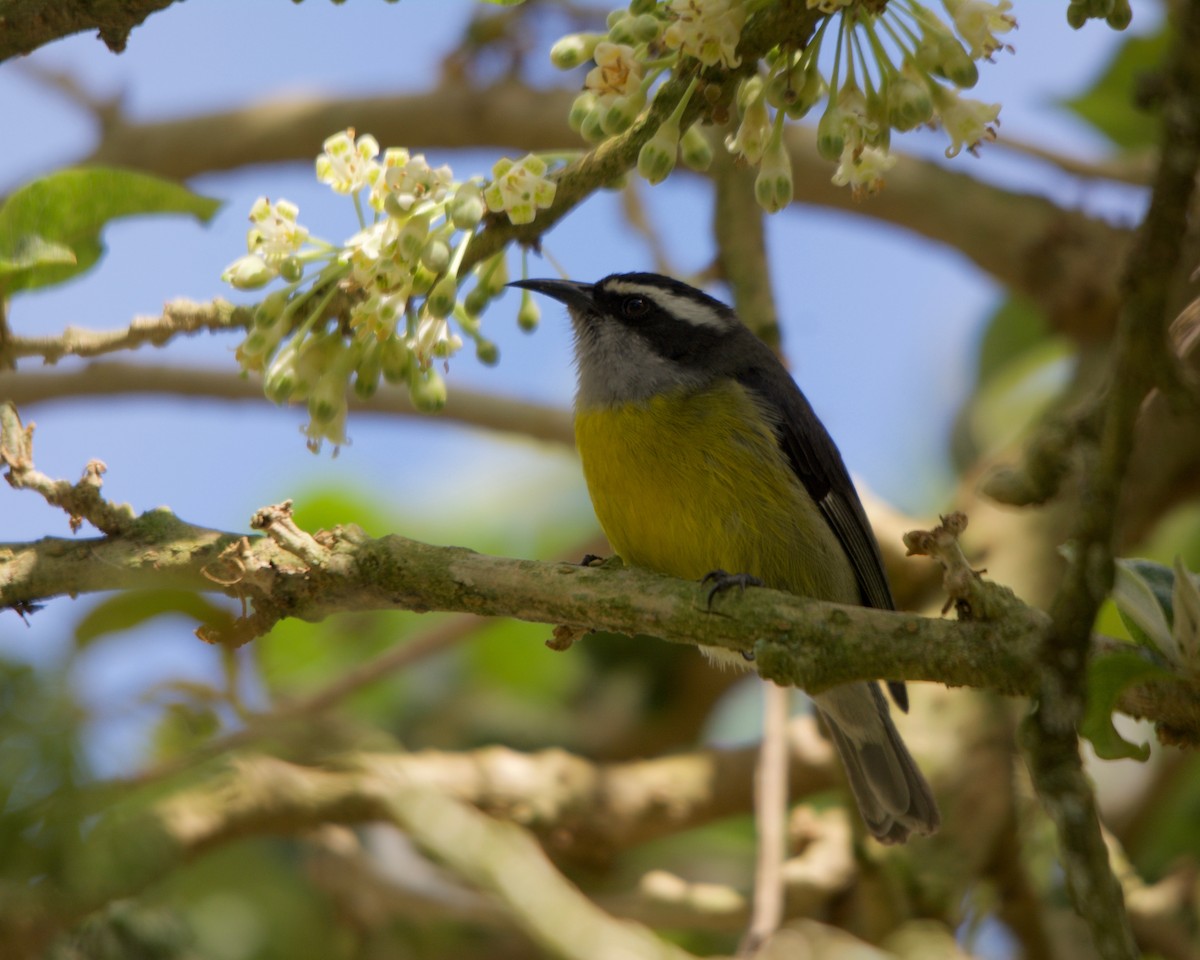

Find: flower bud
<box><xmin>630</xmin><ymin>13</ymin><xmax>661</xmax><ymax>42</ymax></box>
<box><xmin>411</xmin><ymin>370</ymin><xmax>447</xmax><ymax>412</ymax></box>
<box><xmin>308</xmin><ymin>367</ymin><xmax>348</xmax><ymax>425</ymax></box>
<box><xmin>398</xmin><ymin>214</ymin><xmax>431</xmax><ymax>262</ymax></box>
<box><xmin>421</xmin><ymin>237</ymin><xmax>451</xmax><ymax>274</ymax></box>
<box><xmin>569</xmin><ymin>92</ymin><xmax>598</xmax><ymax>133</ymax></box>
<box><xmin>816</xmin><ymin>103</ymin><xmax>846</xmax><ymax>162</ymax></box>
<box><xmin>784</xmin><ymin>60</ymin><xmax>825</xmax><ymax>120</ymax></box>
<box><xmin>353</xmin><ymin>341</ymin><xmax>382</xmax><ymax>399</ymax></box>
<box><xmin>222</xmin><ymin>255</ymin><xmax>275</xmax><ymax>290</ymax></box>
<box><xmin>581</xmin><ymin>106</ymin><xmax>609</xmax><ymax>144</ymax></box>
<box><xmin>637</xmin><ymin>119</ymin><xmax>679</xmax><ymax>185</ymax></box>
<box><xmin>449</xmin><ymin>183</ymin><xmax>486</xmax><ymax>230</ymax></box>
<box><xmin>517</xmin><ymin>290</ymin><xmax>540</xmax><ymax>332</ymax></box>
<box><xmin>550</xmin><ymin>33</ymin><xmax>601</xmax><ymax>70</ymax></box>
<box><xmin>608</xmin><ymin>16</ymin><xmax>638</xmax><ymax>45</ymax></box>
<box><xmin>602</xmin><ymin>89</ymin><xmax>646</xmax><ymax>135</ymax></box>
<box><xmin>411</xmin><ymin>264</ymin><xmax>436</xmax><ymax>296</ymax></box>
<box><xmin>463</xmin><ymin>285</ymin><xmax>492</xmax><ymax>316</ymax></box>
<box><xmin>888</xmin><ymin>70</ymin><xmax>933</xmax><ymax>131</ymax></box>
<box><xmin>755</xmin><ymin>136</ymin><xmax>793</xmax><ymax>213</ymax></box>
<box><xmin>475</xmin><ymin>339</ymin><xmax>500</xmax><ymax>365</ymax></box>
<box><xmin>680</xmin><ymin>124</ymin><xmax>713</xmax><ymax>171</ymax></box>
<box><xmin>381</xmin><ymin>338</ymin><xmax>414</xmax><ymax>384</ymax></box>
<box><xmin>628</xmin><ymin>0</ymin><xmax>657</xmax><ymax>12</ymax></box>
<box><xmin>254</xmin><ymin>289</ymin><xmax>289</xmax><ymax>326</ymax></box>
<box><xmin>278</xmin><ymin>257</ymin><xmax>304</xmax><ymax>283</ymax></box>
<box><xmin>426</xmin><ymin>275</ymin><xmax>459</xmax><ymax>319</ymax></box>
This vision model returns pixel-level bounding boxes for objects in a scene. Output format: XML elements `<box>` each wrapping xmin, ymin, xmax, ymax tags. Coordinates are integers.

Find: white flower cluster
<box><xmin>551</xmin><ymin>0</ymin><xmax>1016</xmax><ymax>205</ymax></box>
<box><xmin>222</xmin><ymin>130</ymin><xmax>558</xmax><ymax>452</ymax></box>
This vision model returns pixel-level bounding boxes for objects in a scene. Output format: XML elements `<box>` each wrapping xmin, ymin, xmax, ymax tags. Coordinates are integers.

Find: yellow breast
<box><xmin>574</xmin><ymin>381</ymin><xmax>857</xmax><ymax>603</ymax></box>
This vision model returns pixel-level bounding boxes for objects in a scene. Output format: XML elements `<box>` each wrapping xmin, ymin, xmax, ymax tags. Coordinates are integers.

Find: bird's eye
<box><xmin>622</xmin><ymin>297</ymin><xmax>648</xmax><ymax>319</ymax></box>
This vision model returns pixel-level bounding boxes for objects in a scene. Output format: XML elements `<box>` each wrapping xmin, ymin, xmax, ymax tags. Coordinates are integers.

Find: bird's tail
<box><xmin>814</xmin><ymin>682</ymin><xmax>940</xmax><ymax>844</ymax></box>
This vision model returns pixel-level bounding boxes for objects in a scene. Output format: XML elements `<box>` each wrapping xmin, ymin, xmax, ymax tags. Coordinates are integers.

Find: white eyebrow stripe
<box><xmin>602</xmin><ymin>280</ymin><xmax>731</xmax><ymax>330</ymax></box>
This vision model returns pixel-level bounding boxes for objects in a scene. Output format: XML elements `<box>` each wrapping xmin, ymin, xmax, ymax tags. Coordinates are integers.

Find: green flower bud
<box><xmin>581</xmin><ymin>106</ymin><xmax>609</xmax><ymax>144</ymax></box>
<box><xmin>278</xmin><ymin>256</ymin><xmax>303</xmax><ymax>283</ymax></box>
<box><xmin>449</xmin><ymin>183</ymin><xmax>486</xmax><ymax>230</ymax></box>
<box><xmin>475</xmin><ymin>339</ymin><xmax>500</xmax><ymax>365</ymax></box>
<box><xmin>628</xmin><ymin>0</ymin><xmax>657</xmax><ymax>15</ymax></box>
<box><xmin>222</xmin><ymin>254</ymin><xmax>274</xmax><ymax>290</ymax></box>
<box><xmin>411</xmin><ymin>264</ymin><xmax>436</xmax><ymax>296</ymax></box>
<box><xmin>411</xmin><ymin>370</ymin><xmax>447</xmax><ymax>412</ymax></box>
<box><xmin>517</xmin><ymin>291</ymin><xmax>540</xmax><ymax>332</ymax></box>
<box><xmin>637</xmin><ymin>119</ymin><xmax>679</xmax><ymax>185</ymax></box>
<box><xmin>602</xmin><ymin>89</ymin><xmax>646</xmax><ymax>135</ymax></box>
<box><xmin>264</xmin><ymin>340</ymin><xmax>303</xmax><ymax>403</ymax></box>
<box><xmin>888</xmin><ymin>71</ymin><xmax>933</xmax><ymax>131</ymax></box>
<box><xmin>680</xmin><ymin>124</ymin><xmax>713</xmax><ymax>171</ymax></box>
<box><xmin>1106</xmin><ymin>0</ymin><xmax>1131</xmax><ymax>28</ymax></box>
<box><xmin>426</xmin><ymin>275</ymin><xmax>459</xmax><ymax>319</ymax></box>
<box><xmin>784</xmin><ymin>60</ymin><xmax>825</xmax><ymax>120</ymax></box>
<box><xmin>463</xmin><ymin>285</ymin><xmax>492</xmax><ymax>316</ymax></box>
<box><xmin>308</xmin><ymin>367</ymin><xmax>348</xmax><ymax>424</ymax></box>
<box><xmin>421</xmin><ymin>237</ymin><xmax>451</xmax><ymax>274</ymax></box>
<box><xmin>630</xmin><ymin>13</ymin><xmax>660</xmax><ymax>42</ymax></box>
<box><xmin>608</xmin><ymin>16</ymin><xmax>638</xmax><ymax>45</ymax></box>
<box><xmin>353</xmin><ymin>341</ymin><xmax>382</xmax><ymax>399</ymax></box>
<box><xmin>569</xmin><ymin>92</ymin><xmax>598</xmax><ymax>133</ymax></box>
<box><xmin>381</xmin><ymin>338</ymin><xmax>414</xmax><ymax>384</ymax></box>
<box><xmin>550</xmin><ymin>32</ymin><xmax>601</xmax><ymax>70</ymax></box>
<box><xmin>755</xmin><ymin>137</ymin><xmax>793</xmax><ymax>214</ymax></box>
<box><xmin>254</xmin><ymin>289</ymin><xmax>289</xmax><ymax>326</ymax></box>
<box><xmin>816</xmin><ymin>103</ymin><xmax>846</xmax><ymax>162</ymax></box>
<box><xmin>606</xmin><ymin>9</ymin><xmax>625</xmax><ymax>28</ymax></box>
<box><xmin>939</xmin><ymin>37</ymin><xmax>978</xmax><ymax>89</ymax></box>
<box><xmin>398</xmin><ymin>214</ymin><xmax>431</xmax><ymax>262</ymax></box>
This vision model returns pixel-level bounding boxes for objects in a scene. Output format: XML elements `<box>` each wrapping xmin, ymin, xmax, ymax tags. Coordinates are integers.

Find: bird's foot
<box><xmin>701</xmin><ymin>569</ymin><xmax>764</xmax><ymax>609</ymax></box>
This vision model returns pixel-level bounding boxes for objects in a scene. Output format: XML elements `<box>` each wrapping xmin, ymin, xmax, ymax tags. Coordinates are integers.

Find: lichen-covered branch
<box><xmin>2</xmin><ymin>492</ymin><xmax>1198</xmax><ymax>738</ymax></box>
<box><xmin>0</xmin><ymin>299</ymin><xmax>253</xmax><ymax>365</ymax></box>
<box><xmin>0</xmin><ymin>0</ymin><xmax>180</xmax><ymax>61</ymax></box>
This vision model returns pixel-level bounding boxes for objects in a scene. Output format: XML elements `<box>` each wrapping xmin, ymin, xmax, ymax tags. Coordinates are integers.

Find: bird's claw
<box><xmin>701</xmin><ymin>569</ymin><xmax>764</xmax><ymax>610</ymax></box>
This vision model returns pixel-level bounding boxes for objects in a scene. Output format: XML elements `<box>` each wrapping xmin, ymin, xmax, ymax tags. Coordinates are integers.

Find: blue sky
<box><xmin>0</xmin><ymin>1</ymin><xmax>1160</xmax><ymax>770</ymax></box>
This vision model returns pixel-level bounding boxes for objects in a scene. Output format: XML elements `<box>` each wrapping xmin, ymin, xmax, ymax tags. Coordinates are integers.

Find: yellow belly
<box><xmin>574</xmin><ymin>382</ymin><xmax>858</xmax><ymax>603</ymax></box>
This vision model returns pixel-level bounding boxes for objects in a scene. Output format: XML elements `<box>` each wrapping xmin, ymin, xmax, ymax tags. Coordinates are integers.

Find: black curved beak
<box><xmin>507</xmin><ymin>278</ymin><xmax>595</xmax><ymax>312</ymax></box>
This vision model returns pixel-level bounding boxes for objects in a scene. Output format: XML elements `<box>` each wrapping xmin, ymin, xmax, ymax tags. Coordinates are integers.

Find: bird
<box><xmin>509</xmin><ymin>271</ymin><xmax>939</xmax><ymax>844</ymax></box>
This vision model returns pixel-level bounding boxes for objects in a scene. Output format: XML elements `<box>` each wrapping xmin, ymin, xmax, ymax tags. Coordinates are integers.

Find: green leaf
<box><xmin>1062</xmin><ymin>26</ymin><xmax>1167</xmax><ymax>151</ymax></box>
<box><xmin>1081</xmin><ymin>650</ymin><xmax>1168</xmax><ymax>761</ymax></box>
<box><xmin>0</xmin><ymin>234</ymin><xmax>77</xmax><ymax>276</ymax></box>
<box><xmin>1112</xmin><ymin>557</ymin><xmax>1175</xmax><ymax>654</ymax></box>
<box><xmin>74</xmin><ymin>589</ymin><xmax>234</xmax><ymax>649</ymax></box>
<box><xmin>0</xmin><ymin>167</ymin><xmax>220</xmax><ymax>296</ymax></box>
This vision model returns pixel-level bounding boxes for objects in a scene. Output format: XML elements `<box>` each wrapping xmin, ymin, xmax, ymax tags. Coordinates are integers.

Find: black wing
<box><xmin>735</xmin><ymin>358</ymin><xmax>909</xmax><ymax>712</ymax></box>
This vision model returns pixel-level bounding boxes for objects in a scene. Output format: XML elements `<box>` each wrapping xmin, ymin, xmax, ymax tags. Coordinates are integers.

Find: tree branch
<box><xmin>2</xmin><ymin>494</ymin><xmax>1198</xmax><ymax>739</ymax></box>
<box><xmin>0</xmin><ymin>0</ymin><xmax>179</xmax><ymax>62</ymax></box>
<box><xmin>0</xmin><ymin>299</ymin><xmax>253</xmax><ymax>366</ymax></box>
